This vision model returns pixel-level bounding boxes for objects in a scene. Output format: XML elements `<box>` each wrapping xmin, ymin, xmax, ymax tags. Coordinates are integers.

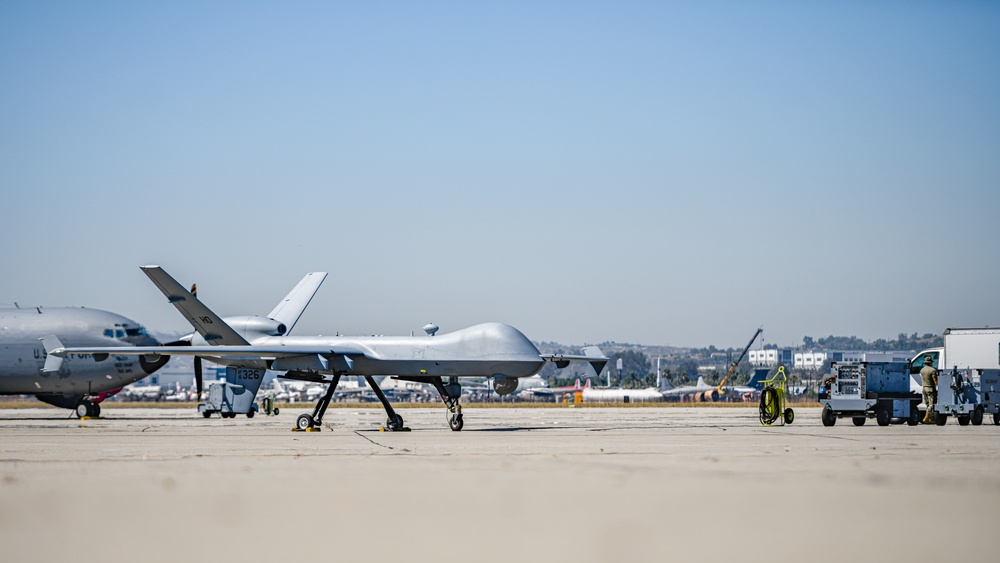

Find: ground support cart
<box><xmin>820</xmin><ymin>362</ymin><xmax>919</xmax><ymax>427</ymax></box>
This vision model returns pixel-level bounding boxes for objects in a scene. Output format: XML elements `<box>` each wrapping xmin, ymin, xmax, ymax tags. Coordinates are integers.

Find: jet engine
<box><xmin>493</xmin><ymin>376</ymin><xmax>518</xmax><ymax>396</ymax></box>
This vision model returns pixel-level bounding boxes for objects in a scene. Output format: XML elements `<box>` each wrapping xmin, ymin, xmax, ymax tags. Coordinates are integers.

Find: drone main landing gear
<box><xmin>432</xmin><ymin>376</ymin><xmax>464</xmax><ymax>431</ymax></box>
<box><xmin>295</xmin><ymin>374</ymin><xmax>341</xmax><ymax>432</ymax></box>
<box><xmin>365</xmin><ymin>376</ymin><xmax>409</xmax><ymax>432</ymax></box>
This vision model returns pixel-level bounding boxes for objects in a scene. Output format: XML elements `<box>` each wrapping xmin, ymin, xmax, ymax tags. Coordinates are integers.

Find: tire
<box><xmin>202</xmin><ymin>412</ymin><xmax>211</xmax><ymax>418</ymax></box>
<box><xmin>821</xmin><ymin>407</ymin><xmax>836</xmax><ymax>427</ymax></box>
<box><xmin>971</xmin><ymin>407</ymin><xmax>983</xmax><ymax>426</ymax></box>
<box><xmin>75</xmin><ymin>403</ymin><xmax>90</xmax><ymax>419</ymax></box>
<box><xmin>92</xmin><ymin>403</ymin><xmax>101</xmax><ymax>417</ymax></box>
<box><xmin>246</xmin><ymin>409</ymin><xmax>255</xmax><ymax>419</ymax></box>
<box><xmin>852</xmin><ymin>416</ymin><xmax>866</xmax><ymax>427</ymax></box>
<box><xmin>273</xmin><ymin>408</ymin><xmax>279</xmax><ymax>416</ymax></box>
<box><xmin>957</xmin><ymin>415</ymin><xmax>970</xmax><ymax>426</ymax></box>
<box><xmin>994</xmin><ymin>412</ymin><xmax>1000</xmax><ymax>426</ymax></box>
<box><xmin>449</xmin><ymin>413</ymin><xmax>464</xmax><ymax>431</ymax></box>
<box><xmin>296</xmin><ymin>414</ymin><xmax>313</xmax><ymax>431</ymax></box>
<box><xmin>907</xmin><ymin>406</ymin><xmax>919</xmax><ymax>426</ymax></box>
<box><xmin>783</xmin><ymin>408</ymin><xmax>794</xmax><ymax>425</ymax></box>
<box><xmin>935</xmin><ymin>414</ymin><xmax>948</xmax><ymax>426</ymax></box>
<box><xmin>876</xmin><ymin>406</ymin><xmax>891</xmax><ymax>427</ymax></box>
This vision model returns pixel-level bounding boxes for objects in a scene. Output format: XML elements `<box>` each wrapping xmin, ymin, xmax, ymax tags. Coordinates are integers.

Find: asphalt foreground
<box><xmin>1</xmin><ymin>406</ymin><xmax>998</xmax><ymax>563</ymax></box>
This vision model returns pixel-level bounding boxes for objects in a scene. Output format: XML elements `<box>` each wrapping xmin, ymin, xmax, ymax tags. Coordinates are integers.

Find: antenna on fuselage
<box><xmin>423</xmin><ymin>323</ymin><xmax>439</xmax><ymax>336</ymax></box>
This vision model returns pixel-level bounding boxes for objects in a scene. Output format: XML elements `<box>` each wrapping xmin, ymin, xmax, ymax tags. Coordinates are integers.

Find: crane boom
<box><xmin>715</xmin><ymin>327</ymin><xmax>763</xmax><ymax>392</ymax></box>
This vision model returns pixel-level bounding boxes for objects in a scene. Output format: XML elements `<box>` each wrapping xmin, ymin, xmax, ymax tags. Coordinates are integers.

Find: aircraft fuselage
<box><xmin>0</xmin><ymin>308</ymin><xmax>162</xmax><ymax>396</ymax></box>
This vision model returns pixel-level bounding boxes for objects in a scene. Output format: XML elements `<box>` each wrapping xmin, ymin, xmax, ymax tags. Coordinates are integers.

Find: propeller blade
<box><xmin>194</xmin><ymin>356</ymin><xmax>203</xmax><ymax>400</ymax></box>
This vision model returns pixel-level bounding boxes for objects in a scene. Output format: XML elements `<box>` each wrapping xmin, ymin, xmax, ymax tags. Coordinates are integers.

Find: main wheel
<box><xmin>935</xmin><ymin>413</ymin><xmax>948</xmax><ymax>426</ymax></box>
<box><xmin>783</xmin><ymin>408</ymin><xmax>794</xmax><ymax>425</ymax></box>
<box><xmin>246</xmin><ymin>409</ymin><xmax>255</xmax><ymax>419</ymax></box>
<box><xmin>296</xmin><ymin>414</ymin><xmax>314</xmax><ymax>430</ymax></box>
<box><xmin>876</xmin><ymin>407</ymin><xmax>891</xmax><ymax>427</ymax></box>
<box><xmin>821</xmin><ymin>407</ymin><xmax>836</xmax><ymax>427</ymax></box>
<box><xmin>971</xmin><ymin>407</ymin><xmax>983</xmax><ymax>426</ymax></box>
<box><xmin>449</xmin><ymin>413</ymin><xmax>464</xmax><ymax>431</ymax></box>
<box><xmin>202</xmin><ymin>412</ymin><xmax>212</xmax><ymax>419</ymax></box>
<box><xmin>386</xmin><ymin>413</ymin><xmax>404</xmax><ymax>430</ymax></box>
<box><xmin>852</xmin><ymin>416</ymin><xmax>866</xmax><ymax>426</ymax></box>
<box><xmin>957</xmin><ymin>415</ymin><xmax>970</xmax><ymax>426</ymax></box>
<box><xmin>92</xmin><ymin>403</ymin><xmax>101</xmax><ymax>417</ymax></box>
<box><xmin>75</xmin><ymin>402</ymin><xmax>91</xmax><ymax>419</ymax></box>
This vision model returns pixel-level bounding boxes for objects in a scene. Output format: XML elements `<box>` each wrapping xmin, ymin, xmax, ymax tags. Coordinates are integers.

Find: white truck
<box><xmin>910</xmin><ymin>327</ymin><xmax>1000</xmax><ymax>426</ymax></box>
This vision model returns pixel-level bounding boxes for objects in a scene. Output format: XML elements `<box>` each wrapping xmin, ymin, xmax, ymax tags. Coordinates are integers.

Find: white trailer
<box><xmin>911</xmin><ymin>327</ymin><xmax>1000</xmax><ymax>425</ymax></box>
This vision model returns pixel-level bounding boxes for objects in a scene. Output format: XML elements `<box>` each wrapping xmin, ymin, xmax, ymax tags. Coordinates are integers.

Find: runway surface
<box><xmin>2</xmin><ymin>405</ymin><xmax>998</xmax><ymax>562</ymax></box>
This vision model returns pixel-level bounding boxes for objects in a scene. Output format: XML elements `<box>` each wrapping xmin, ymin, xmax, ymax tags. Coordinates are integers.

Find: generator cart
<box><xmin>932</xmin><ymin>367</ymin><xmax>982</xmax><ymax>426</ymax></box>
<box><xmin>820</xmin><ymin>361</ymin><xmax>920</xmax><ymax>427</ymax></box>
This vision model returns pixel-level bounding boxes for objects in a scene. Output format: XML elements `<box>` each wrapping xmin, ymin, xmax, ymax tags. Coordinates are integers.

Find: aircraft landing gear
<box><xmin>75</xmin><ymin>400</ymin><xmax>100</xmax><ymax>419</ymax></box>
<box><xmin>364</xmin><ymin>376</ymin><xmax>409</xmax><ymax>431</ymax></box>
<box><xmin>295</xmin><ymin>374</ymin><xmax>341</xmax><ymax>431</ymax></box>
<box><xmin>432</xmin><ymin>377</ymin><xmax>464</xmax><ymax>431</ymax></box>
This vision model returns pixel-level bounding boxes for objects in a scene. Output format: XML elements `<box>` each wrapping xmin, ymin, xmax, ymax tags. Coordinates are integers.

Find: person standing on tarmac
<box><xmin>920</xmin><ymin>356</ymin><xmax>939</xmax><ymax>424</ymax></box>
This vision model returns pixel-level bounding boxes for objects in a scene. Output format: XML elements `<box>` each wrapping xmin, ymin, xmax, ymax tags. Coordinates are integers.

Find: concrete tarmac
<box><xmin>2</xmin><ymin>405</ymin><xmax>999</xmax><ymax>563</ymax></box>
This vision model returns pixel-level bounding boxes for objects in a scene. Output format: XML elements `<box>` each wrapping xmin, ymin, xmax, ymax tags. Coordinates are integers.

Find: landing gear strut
<box><xmin>75</xmin><ymin>400</ymin><xmax>100</xmax><ymax>419</ymax></box>
<box><xmin>432</xmin><ymin>376</ymin><xmax>464</xmax><ymax>431</ymax></box>
<box><xmin>364</xmin><ymin>376</ymin><xmax>408</xmax><ymax>431</ymax></box>
<box><xmin>296</xmin><ymin>374</ymin><xmax>341</xmax><ymax>431</ymax></box>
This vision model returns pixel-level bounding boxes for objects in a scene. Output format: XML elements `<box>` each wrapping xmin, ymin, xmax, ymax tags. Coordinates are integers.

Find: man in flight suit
<box><xmin>920</xmin><ymin>356</ymin><xmax>939</xmax><ymax>424</ymax></box>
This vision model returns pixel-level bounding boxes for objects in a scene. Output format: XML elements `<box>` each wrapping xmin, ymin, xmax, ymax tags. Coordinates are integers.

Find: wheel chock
<box><xmin>291</xmin><ymin>427</ymin><xmax>322</xmax><ymax>432</ymax></box>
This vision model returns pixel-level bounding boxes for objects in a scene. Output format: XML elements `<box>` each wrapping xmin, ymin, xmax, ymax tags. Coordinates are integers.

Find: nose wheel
<box><xmin>296</xmin><ymin>413</ymin><xmax>315</xmax><ymax>431</ymax></box>
<box><xmin>432</xmin><ymin>376</ymin><xmax>465</xmax><ymax>431</ymax></box>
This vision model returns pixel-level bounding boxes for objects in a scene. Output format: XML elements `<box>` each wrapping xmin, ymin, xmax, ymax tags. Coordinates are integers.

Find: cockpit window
<box><xmin>125</xmin><ymin>327</ymin><xmax>148</xmax><ymax>337</ymax></box>
<box><xmin>104</xmin><ymin>329</ymin><xmax>114</xmax><ymax>338</ymax></box>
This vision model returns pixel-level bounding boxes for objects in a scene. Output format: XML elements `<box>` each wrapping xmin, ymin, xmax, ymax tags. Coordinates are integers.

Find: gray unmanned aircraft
<box><xmin>0</xmin><ymin>306</ymin><xmax>167</xmax><ymax>417</ymax></box>
<box><xmin>53</xmin><ymin>266</ymin><xmax>608</xmax><ymax>431</ymax></box>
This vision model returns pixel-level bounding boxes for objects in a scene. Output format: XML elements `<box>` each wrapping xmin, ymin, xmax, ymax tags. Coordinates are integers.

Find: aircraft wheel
<box><xmin>994</xmin><ymin>412</ymin><xmax>1000</xmax><ymax>425</ymax></box>
<box><xmin>296</xmin><ymin>414</ymin><xmax>314</xmax><ymax>431</ymax></box>
<box><xmin>75</xmin><ymin>402</ymin><xmax>91</xmax><ymax>419</ymax></box>
<box><xmin>821</xmin><ymin>406</ymin><xmax>836</xmax><ymax>427</ymax></box>
<box><xmin>92</xmin><ymin>403</ymin><xmax>100</xmax><ymax>417</ymax></box>
<box><xmin>449</xmin><ymin>413</ymin><xmax>464</xmax><ymax>431</ymax></box>
<box><xmin>202</xmin><ymin>412</ymin><xmax>212</xmax><ymax>419</ymax></box>
<box><xmin>246</xmin><ymin>409</ymin><xmax>255</xmax><ymax>419</ymax></box>
<box><xmin>387</xmin><ymin>414</ymin><xmax>404</xmax><ymax>430</ymax></box>
<box><xmin>957</xmin><ymin>415</ymin><xmax>970</xmax><ymax>426</ymax></box>
<box><xmin>852</xmin><ymin>416</ymin><xmax>866</xmax><ymax>426</ymax></box>
<box><xmin>971</xmin><ymin>407</ymin><xmax>983</xmax><ymax>426</ymax></box>
<box><xmin>783</xmin><ymin>408</ymin><xmax>794</xmax><ymax>425</ymax></box>
<box><xmin>935</xmin><ymin>414</ymin><xmax>948</xmax><ymax>426</ymax></box>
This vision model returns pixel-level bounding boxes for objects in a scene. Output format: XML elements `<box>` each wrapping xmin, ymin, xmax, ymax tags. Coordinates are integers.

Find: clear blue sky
<box><xmin>2</xmin><ymin>1</ymin><xmax>998</xmax><ymax>349</ymax></box>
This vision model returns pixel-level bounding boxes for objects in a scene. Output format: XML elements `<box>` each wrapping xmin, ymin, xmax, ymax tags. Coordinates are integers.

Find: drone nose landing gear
<box><xmin>432</xmin><ymin>376</ymin><xmax>464</xmax><ymax>431</ymax></box>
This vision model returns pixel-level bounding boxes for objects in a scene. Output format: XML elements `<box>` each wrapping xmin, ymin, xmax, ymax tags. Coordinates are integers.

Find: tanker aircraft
<box><xmin>0</xmin><ymin>306</ymin><xmax>167</xmax><ymax>417</ymax></box>
<box><xmin>54</xmin><ymin>266</ymin><xmax>608</xmax><ymax>431</ymax></box>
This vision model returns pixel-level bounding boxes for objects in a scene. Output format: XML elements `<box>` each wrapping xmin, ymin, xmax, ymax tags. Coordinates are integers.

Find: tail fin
<box><xmin>585</xmin><ymin>378</ymin><xmax>592</xmax><ymax>389</ymax></box>
<box><xmin>267</xmin><ymin>272</ymin><xmax>328</xmax><ymax>335</ymax></box>
<box><xmin>697</xmin><ymin>376</ymin><xmax>707</xmax><ymax>388</ymax></box>
<box><xmin>747</xmin><ymin>368</ymin><xmax>770</xmax><ymax>390</ymax></box>
<box><xmin>140</xmin><ymin>266</ymin><xmax>250</xmax><ymax>346</ymax></box>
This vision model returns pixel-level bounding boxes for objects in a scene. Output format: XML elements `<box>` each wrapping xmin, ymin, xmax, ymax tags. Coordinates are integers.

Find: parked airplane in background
<box><xmin>0</xmin><ymin>306</ymin><xmax>167</xmax><ymax>417</ymax></box>
<box><xmin>581</xmin><ymin>379</ymin><xmax>664</xmax><ymax>402</ymax></box>
<box><xmin>54</xmin><ymin>266</ymin><xmax>608</xmax><ymax>431</ymax></box>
